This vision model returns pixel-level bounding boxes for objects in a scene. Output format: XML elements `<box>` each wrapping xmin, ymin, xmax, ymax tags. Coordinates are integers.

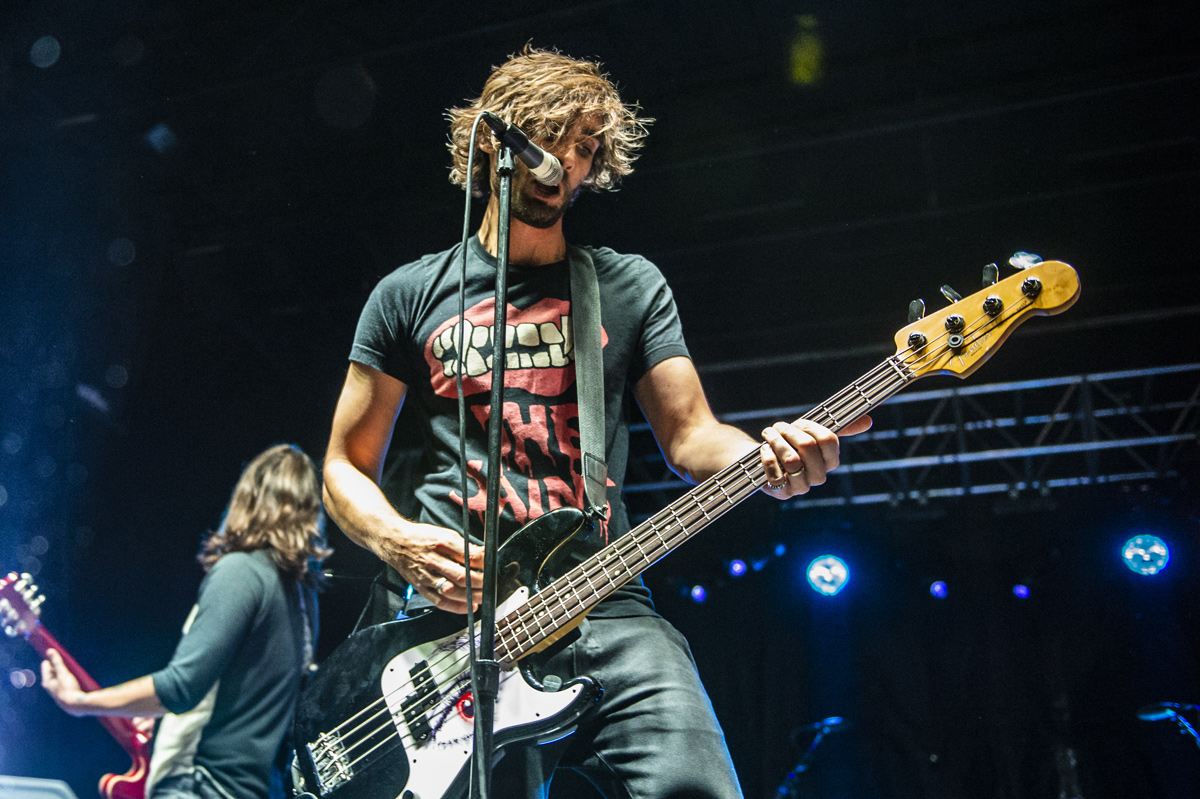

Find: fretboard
<box><xmin>494</xmin><ymin>354</ymin><xmax>917</xmax><ymax>664</ymax></box>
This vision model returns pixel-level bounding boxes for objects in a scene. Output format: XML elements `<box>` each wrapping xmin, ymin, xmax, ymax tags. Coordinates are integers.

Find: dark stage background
<box><xmin>2</xmin><ymin>1</ymin><xmax>1199</xmax><ymax>797</ymax></box>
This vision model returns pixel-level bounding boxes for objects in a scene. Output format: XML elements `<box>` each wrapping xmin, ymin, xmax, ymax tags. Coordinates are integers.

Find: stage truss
<box><xmin>624</xmin><ymin>363</ymin><xmax>1199</xmax><ymax>514</ymax></box>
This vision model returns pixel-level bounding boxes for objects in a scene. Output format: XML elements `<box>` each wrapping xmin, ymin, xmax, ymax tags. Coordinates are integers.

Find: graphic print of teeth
<box><xmin>431</xmin><ymin>315</ymin><xmax>574</xmax><ymax>378</ymax></box>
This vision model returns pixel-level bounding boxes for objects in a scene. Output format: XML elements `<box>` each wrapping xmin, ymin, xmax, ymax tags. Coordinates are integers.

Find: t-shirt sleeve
<box><xmin>149</xmin><ymin>554</ymin><xmax>265</xmax><ymax>714</ymax></box>
<box><xmin>629</xmin><ymin>261</ymin><xmax>690</xmax><ymax>382</ymax></box>
<box><xmin>349</xmin><ymin>271</ymin><xmax>419</xmax><ymax>385</ymax></box>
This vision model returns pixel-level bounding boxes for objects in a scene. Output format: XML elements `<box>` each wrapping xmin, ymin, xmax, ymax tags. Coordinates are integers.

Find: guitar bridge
<box><xmin>308</xmin><ymin>731</ymin><xmax>354</xmax><ymax>794</ymax></box>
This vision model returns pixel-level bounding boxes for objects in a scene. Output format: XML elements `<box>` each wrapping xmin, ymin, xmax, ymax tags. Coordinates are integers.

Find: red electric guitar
<box><xmin>1</xmin><ymin>571</ymin><xmax>150</xmax><ymax>799</ymax></box>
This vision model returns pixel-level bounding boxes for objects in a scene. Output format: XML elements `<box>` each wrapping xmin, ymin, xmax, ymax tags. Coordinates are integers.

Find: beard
<box><xmin>489</xmin><ymin>167</ymin><xmax>570</xmax><ymax>229</ymax></box>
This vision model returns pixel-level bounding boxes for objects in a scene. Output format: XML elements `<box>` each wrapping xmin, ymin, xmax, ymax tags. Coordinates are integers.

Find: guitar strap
<box><xmin>357</xmin><ymin>245</ymin><xmax>609</xmax><ymax>629</ymax></box>
<box><xmin>567</xmin><ymin>244</ymin><xmax>608</xmax><ymax>526</ymax></box>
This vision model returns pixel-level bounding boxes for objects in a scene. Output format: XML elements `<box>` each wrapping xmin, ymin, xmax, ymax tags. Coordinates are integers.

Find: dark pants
<box><xmin>492</xmin><ymin>614</ymin><xmax>744</xmax><ymax>799</ymax></box>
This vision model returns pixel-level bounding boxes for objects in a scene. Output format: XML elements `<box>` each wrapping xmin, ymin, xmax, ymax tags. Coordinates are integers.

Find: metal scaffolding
<box><xmin>624</xmin><ymin>363</ymin><xmax>1200</xmax><ymax>512</ymax></box>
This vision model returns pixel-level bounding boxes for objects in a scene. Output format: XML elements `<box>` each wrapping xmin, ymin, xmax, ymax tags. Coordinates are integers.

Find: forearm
<box><xmin>56</xmin><ymin>675</ymin><xmax>166</xmax><ymax>718</ymax></box>
<box><xmin>665</xmin><ymin>420</ymin><xmax>761</xmax><ymax>485</ymax></box>
<box><xmin>323</xmin><ymin>457</ymin><xmax>417</xmax><ymax>560</ymax></box>
<box><xmin>323</xmin><ymin>456</ymin><xmax>483</xmax><ymax>614</ymax></box>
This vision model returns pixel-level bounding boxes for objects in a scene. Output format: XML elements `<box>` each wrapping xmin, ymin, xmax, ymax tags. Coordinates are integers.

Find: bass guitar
<box><xmin>1</xmin><ymin>572</ymin><xmax>151</xmax><ymax>799</ymax></box>
<box><xmin>292</xmin><ymin>259</ymin><xmax>1081</xmax><ymax>799</ymax></box>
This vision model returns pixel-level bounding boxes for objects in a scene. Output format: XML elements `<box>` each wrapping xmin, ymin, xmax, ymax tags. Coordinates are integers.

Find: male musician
<box><xmin>323</xmin><ymin>47</ymin><xmax>870</xmax><ymax>797</ymax></box>
<box><xmin>42</xmin><ymin>444</ymin><xmax>330</xmax><ymax>799</ymax></box>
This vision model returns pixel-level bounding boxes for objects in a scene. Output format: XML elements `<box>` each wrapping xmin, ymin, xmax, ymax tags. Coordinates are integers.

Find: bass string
<box><xmin>495</xmin><ymin>296</ymin><xmax>1031</xmax><ymax>658</ymax></box>
<box><xmin>313</xmin><ymin>292</ymin><xmax>1036</xmax><ymax>775</ymax></box>
<box><xmin>314</xmin><ymin>632</ymin><xmax>482</xmax><ymax>764</ymax></box>
<box><xmin>496</xmin><ymin>360</ymin><xmax>912</xmax><ymax>657</ymax></box>
<box><xmin>318</xmin><ymin>643</ymin><xmax>484</xmax><ymax>776</ymax></box>
<box><xmin>505</xmin><ymin>369</ymin><xmax>908</xmax><ymax>654</ymax></box>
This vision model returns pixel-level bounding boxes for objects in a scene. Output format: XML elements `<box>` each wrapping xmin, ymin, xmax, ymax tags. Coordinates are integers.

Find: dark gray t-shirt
<box><xmin>150</xmin><ymin>550</ymin><xmax>315</xmax><ymax>798</ymax></box>
<box><xmin>351</xmin><ymin>236</ymin><xmax>690</xmax><ymax>617</ymax></box>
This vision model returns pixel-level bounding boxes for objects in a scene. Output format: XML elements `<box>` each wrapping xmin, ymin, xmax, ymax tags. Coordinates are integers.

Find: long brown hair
<box><xmin>199</xmin><ymin>444</ymin><xmax>331</xmax><ymax>583</ymax></box>
<box><xmin>447</xmin><ymin>45</ymin><xmax>652</xmax><ymax>198</ymax></box>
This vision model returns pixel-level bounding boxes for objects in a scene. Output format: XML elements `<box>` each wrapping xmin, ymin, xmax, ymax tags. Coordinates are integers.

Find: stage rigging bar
<box><xmin>624</xmin><ymin>363</ymin><xmax>1200</xmax><ymax>509</ymax></box>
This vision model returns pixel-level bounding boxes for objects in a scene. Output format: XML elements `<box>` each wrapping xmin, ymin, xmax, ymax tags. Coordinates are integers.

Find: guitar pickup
<box><xmin>401</xmin><ymin>660</ymin><xmax>441</xmax><ymax>744</ymax></box>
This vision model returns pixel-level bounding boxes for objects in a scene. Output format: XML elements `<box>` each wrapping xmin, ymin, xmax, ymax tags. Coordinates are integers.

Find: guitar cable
<box><xmin>456</xmin><ymin>112</ymin><xmax>487</xmax><ymax>799</ymax></box>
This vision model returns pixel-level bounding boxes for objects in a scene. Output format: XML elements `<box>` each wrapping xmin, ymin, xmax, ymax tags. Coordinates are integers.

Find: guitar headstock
<box><xmin>0</xmin><ymin>572</ymin><xmax>44</xmax><ymax>639</ymax></box>
<box><xmin>895</xmin><ymin>260</ymin><xmax>1080</xmax><ymax>380</ymax></box>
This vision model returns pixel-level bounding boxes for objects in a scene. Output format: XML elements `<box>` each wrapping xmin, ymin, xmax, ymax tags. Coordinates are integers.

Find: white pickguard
<box><xmin>379</xmin><ymin>588</ymin><xmax>584</xmax><ymax>799</ymax></box>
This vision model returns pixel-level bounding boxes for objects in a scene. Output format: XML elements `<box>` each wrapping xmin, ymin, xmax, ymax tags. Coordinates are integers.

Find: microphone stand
<box><xmin>471</xmin><ymin>145</ymin><xmax>515</xmax><ymax>799</ymax></box>
<box><xmin>777</xmin><ymin>718</ymin><xmax>844</xmax><ymax>798</ymax></box>
<box><xmin>1139</xmin><ymin>703</ymin><xmax>1200</xmax><ymax>750</ymax></box>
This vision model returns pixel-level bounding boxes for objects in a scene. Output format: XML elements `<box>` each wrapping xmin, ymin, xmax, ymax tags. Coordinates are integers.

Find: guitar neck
<box><xmin>26</xmin><ymin>623</ymin><xmax>146</xmax><ymax>759</ymax></box>
<box><xmin>496</xmin><ymin>355</ymin><xmax>915</xmax><ymax>662</ymax></box>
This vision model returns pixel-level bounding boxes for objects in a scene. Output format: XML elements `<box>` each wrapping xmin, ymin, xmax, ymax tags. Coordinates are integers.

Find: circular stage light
<box><xmin>30</xmin><ymin>36</ymin><xmax>61</xmax><ymax>69</ymax></box>
<box><xmin>1013</xmin><ymin>584</ymin><xmax>1030</xmax><ymax>599</ymax></box>
<box><xmin>930</xmin><ymin>581</ymin><xmax>947</xmax><ymax>599</ymax></box>
<box><xmin>1123</xmin><ymin>535</ymin><xmax>1170</xmax><ymax>576</ymax></box>
<box><xmin>690</xmin><ymin>585</ymin><xmax>707</xmax><ymax>603</ymax></box>
<box><xmin>806</xmin><ymin>555</ymin><xmax>849</xmax><ymax>596</ymax></box>
<box><xmin>729</xmin><ymin>559</ymin><xmax>747</xmax><ymax>577</ymax></box>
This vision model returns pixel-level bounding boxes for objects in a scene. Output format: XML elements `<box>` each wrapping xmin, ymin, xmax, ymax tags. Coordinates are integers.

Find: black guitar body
<box><xmin>292</xmin><ymin>508</ymin><xmax>604</xmax><ymax>799</ymax></box>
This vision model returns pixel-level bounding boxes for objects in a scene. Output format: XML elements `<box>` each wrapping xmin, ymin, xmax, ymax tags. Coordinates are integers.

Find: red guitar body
<box><xmin>1</xmin><ymin>572</ymin><xmax>151</xmax><ymax>799</ymax></box>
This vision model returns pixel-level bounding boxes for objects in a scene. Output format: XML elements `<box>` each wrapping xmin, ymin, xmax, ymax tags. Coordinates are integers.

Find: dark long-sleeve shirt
<box><xmin>149</xmin><ymin>550</ymin><xmax>315</xmax><ymax>798</ymax></box>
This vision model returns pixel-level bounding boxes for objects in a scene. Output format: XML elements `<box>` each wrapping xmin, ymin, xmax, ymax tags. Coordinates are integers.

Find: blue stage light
<box><xmin>729</xmin><ymin>559</ymin><xmax>747</xmax><ymax>577</ymax></box>
<box><xmin>1013</xmin><ymin>584</ymin><xmax>1030</xmax><ymax>598</ymax></box>
<box><xmin>806</xmin><ymin>555</ymin><xmax>849</xmax><ymax>596</ymax></box>
<box><xmin>144</xmin><ymin>123</ymin><xmax>179</xmax><ymax>154</ymax></box>
<box><xmin>690</xmin><ymin>585</ymin><xmax>707</xmax><ymax>603</ymax></box>
<box><xmin>930</xmin><ymin>581</ymin><xmax>947</xmax><ymax>599</ymax></box>
<box><xmin>1123</xmin><ymin>535</ymin><xmax>1170</xmax><ymax>575</ymax></box>
<box><xmin>774</xmin><ymin>543</ymin><xmax>787</xmax><ymax>557</ymax></box>
<box><xmin>30</xmin><ymin>36</ymin><xmax>61</xmax><ymax>69</ymax></box>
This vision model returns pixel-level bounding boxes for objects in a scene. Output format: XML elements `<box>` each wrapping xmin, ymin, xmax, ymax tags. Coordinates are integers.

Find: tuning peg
<box><xmin>983</xmin><ymin>263</ymin><xmax>998</xmax><ymax>287</ymax></box>
<box><xmin>940</xmin><ymin>285</ymin><xmax>962</xmax><ymax>303</ymax></box>
<box><xmin>907</xmin><ymin>299</ymin><xmax>925</xmax><ymax>323</ymax></box>
<box><xmin>1008</xmin><ymin>251</ymin><xmax>1043</xmax><ymax>270</ymax></box>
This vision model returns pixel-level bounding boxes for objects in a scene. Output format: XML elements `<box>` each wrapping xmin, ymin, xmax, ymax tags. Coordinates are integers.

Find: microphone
<box><xmin>1137</xmin><ymin>702</ymin><xmax>1198</xmax><ymax>721</ymax></box>
<box><xmin>480</xmin><ymin>112</ymin><xmax>564</xmax><ymax>186</ymax></box>
<box><xmin>789</xmin><ymin>716</ymin><xmax>849</xmax><ymax>743</ymax></box>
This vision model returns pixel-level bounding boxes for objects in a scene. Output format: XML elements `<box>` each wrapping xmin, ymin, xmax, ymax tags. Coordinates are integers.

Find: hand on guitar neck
<box><xmin>1</xmin><ymin>571</ymin><xmax>153</xmax><ymax>799</ymax></box>
<box><xmin>42</xmin><ymin>648</ymin><xmax>166</xmax><ymax>721</ymax></box>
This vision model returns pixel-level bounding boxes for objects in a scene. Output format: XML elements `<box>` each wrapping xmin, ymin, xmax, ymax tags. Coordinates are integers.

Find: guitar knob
<box><xmin>1009</xmin><ymin>251</ymin><xmax>1043</xmax><ymax>270</ymax></box>
<box><xmin>908</xmin><ymin>332</ymin><xmax>927</xmax><ymax>349</ymax></box>
<box><xmin>982</xmin><ymin>295</ymin><xmax>1003</xmax><ymax>316</ymax></box>
<box><xmin>944</xmin><ymin>314</ymin><xmax>965</xmax><ymax>333</ymax></box>
<box><xmin>907</xmin><ymin>299</ymin><xmax>926</xmax><ymax>323</ymax></box>
<box><xmin>1021</xmin><ymin>277</ymin><xmax>1042</xmax><ymax>298</ymax></box>
<box><xmin>983</xmin><ymin>263</ymin><xmax>999</xmax><ymax>286</ymax></box>
<box><xmin>948</xmin><ymin>333</ymin><xmax>965</xmax><ymax>350</ymax></box>
<box><xmin>940</xmin><ymin>285</ymin><xmax>963</xmax><ymax>303</ymax></box>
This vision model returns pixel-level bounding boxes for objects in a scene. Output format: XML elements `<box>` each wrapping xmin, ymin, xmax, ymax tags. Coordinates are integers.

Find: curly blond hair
<box><xmin>199</xmin><ymin>444</ymin><xmax>331</xmax><ymax>583</ymax></box>
<box><xmin>447</xmin><ymin>46</ymin><xmax>651</xmax><ymax>197</ymax></box>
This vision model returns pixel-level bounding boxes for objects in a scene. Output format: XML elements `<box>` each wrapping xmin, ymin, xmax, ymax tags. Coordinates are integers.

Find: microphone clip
<box><xmin>479</xmin><ymin>112</ymin><xmax>564</xmax><ymax>186</ymax></box>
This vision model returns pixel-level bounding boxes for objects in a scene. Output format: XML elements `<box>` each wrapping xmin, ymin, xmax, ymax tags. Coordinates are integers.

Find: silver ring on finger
<box><xmin>433</xmin><ymin>577</ymin><xmax>450</xmax><ymax>594</ymax></box>
<box><xmin>766</xmin><ymin>479</ymin><xmax>788</xmax><ymax>491</ymax></box>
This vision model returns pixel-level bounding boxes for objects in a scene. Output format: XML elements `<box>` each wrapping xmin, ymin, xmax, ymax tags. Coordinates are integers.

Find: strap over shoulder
<box><xmin>566</xmin><ymin>245</ymin><xmax>608</xmax><ymax>525</ymax></box>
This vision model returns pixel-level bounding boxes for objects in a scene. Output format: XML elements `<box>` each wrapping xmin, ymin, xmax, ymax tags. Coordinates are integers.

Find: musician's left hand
<box><xmin>41</xmin><ymin>649</ymin><xmax>87</xmax><ymax>716</ymax></box>
<box><xmin>759</xmin><ymin>416</ymin><xmax>873</xmax><ymax>498</ymax></box>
